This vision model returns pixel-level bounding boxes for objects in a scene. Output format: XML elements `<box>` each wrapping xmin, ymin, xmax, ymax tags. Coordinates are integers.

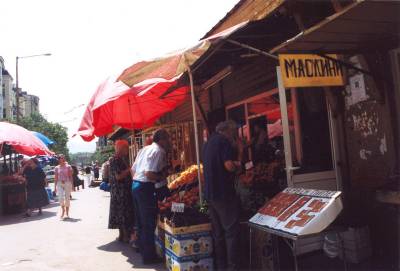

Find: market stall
<box><xmin>128</xmin><ymin>121</ymin><xmax>203</xmax><ymax>171</ymax></box>
<box><xmin>0</xmin><ymin>122</ymin><xmax>53</xmax><ymax>215</ymax></box>
<box><xmin>0</xmin><ymin>144</ymin><xmax>26</xmax><ymax>215</ymax></box>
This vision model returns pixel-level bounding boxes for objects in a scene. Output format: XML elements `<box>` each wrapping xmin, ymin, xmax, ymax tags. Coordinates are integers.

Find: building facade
<box><xmin>1</xmin><ymin>67</ymin><xmax>16</xmax><ymax>120</ymax></box>
<box><xmin>20</xmin><ymin>92</ymin><xmax>40</xmax><ymax>117</ymax></box>
<box><xmin>0</xmin><ymin>57</ymin><xmax>4</xmax><ymax>119</ymax></box>
<box><xmin>0</xmin><ymin>57</ymin><xmax>41</xmax><ymax>120</ymax></box>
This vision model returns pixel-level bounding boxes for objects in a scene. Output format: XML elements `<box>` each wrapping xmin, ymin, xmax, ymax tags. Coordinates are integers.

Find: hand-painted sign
<box><xmin>279</xmin><ymin>54</ymin><xmax>345</xmax><ymax>88</ymax></box>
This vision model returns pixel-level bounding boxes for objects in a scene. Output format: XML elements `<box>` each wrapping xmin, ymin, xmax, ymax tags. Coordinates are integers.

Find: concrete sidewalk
<box><xmin>0</xmin><ymin>187</ymin><xmax>165</xmax><ymax>271</ymax></box>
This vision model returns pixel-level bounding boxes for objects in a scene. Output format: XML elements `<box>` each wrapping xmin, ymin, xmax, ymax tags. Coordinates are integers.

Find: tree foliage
<box><xmin>91</xmin><ymin>146</ymin><xmax>113</xmax><ymax>165</ymax></box>
<box><xmin>18</xmin><ymin>113</ymin><xmax>70</xmax><ymax>160</ymax></box>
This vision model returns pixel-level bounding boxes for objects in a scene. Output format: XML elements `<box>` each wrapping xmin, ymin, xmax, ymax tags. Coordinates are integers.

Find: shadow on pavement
<box><xmin>42</xmin><ymin>201</ymin><xmax>60</xmax><ymax>209</ymax></box>
<box><xmin>62</xmin><ymin>218</ymin><xmax>82</xmax><ymax>223</ymax></box>
<box><xmin>97</xmin><ymin>240</ymin><xmax>165</xmax><ymax>270</ymax></box>
<box><xmin>0</xmin><ymin>210</ymin><xmax>57</xmax><ymax>226</ymax></box>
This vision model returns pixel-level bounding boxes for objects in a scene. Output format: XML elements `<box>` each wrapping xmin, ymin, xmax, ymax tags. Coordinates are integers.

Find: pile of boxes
<box><xmin>340</xmin><ymin>226</ymin><xmax>372</xmax><ymax>263</ymax></box>
<box><xmin>157</xmin><ymin>220</ymin><xmax>214</xmax><ymax>271</ymax></box>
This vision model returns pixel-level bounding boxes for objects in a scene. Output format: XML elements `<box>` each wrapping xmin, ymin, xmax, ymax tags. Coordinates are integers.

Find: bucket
<box><xmin>323</xmin><ymin>233</ymin><xmax>340</xmax><ymax>258</ymax></box>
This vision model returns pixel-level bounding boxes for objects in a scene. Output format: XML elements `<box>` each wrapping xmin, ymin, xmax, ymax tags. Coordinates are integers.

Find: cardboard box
<box><xmin>164</xmin><ymin>222</ymin><xmax>212</xmax><ymax>235</ymax></box>
<box><xmin>165</xmin><ymin>231</ymin><xmax>213</xmax><ymax>257</ymax></box>
<box><xmin>165</xmin><ymin>250</ymin><xmax>213</xmax><ymax>271</ymax></box>
<box><xmin>339</xmin><ymin>227</ymin><xmax>372</xmax><ymax>263</ymax></box>
<box><xmin>155</xmin><ymin>225</ymin><xmax>166</xmax><ymax>244</ymax></box>
<box><xmin>295</xmin><ymin>234</ymin><xmax>324</xmax><ymax>255</ymax></box>
<box><xmin>155</xmin><ymin>239</ymin><xmax>165</xmax><ymax>259</ymax></box>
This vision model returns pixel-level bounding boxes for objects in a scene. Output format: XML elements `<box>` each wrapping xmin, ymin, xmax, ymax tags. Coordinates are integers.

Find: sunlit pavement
<box><xmin>0</xmin><ymin>186</ymin><xmax>165</xmax><ymax>271</ymax></box>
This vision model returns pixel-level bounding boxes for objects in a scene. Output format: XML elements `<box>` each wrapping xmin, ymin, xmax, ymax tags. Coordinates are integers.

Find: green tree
<box><xmin>18</xmin><ymin>113</ymin><xmax>70</xmax><ymax>160</ymax></box>
<box><xmin>91</xmin><ymin>146</ymin><xmax>113</xmax><ymax>164</ymax></box>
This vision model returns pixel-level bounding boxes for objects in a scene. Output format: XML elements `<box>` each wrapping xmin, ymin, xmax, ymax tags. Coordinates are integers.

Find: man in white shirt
<box><xmin>131</xmin><ymin>129</ymin><xmax>170</xmax><ymax>264</ymax></box>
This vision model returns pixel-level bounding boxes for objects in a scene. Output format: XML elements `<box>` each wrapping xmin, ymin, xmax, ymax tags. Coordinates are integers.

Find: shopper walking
<box><xmin>131</xmin><ymin>129</ymin><xmax>170</xmax><ymax>264</ymax></box>
<box><xmin>203</xmin><ymin>120</ymin><xmax>242</xmax><ymax>270</ymax></box>
<box><xmin>23</xmin><ymin>158</ymin><xmax>49</xmax><ymax>217</ymax></box>
<box><xmin>108</xmin><ymin>140</ymin><xmax>135</xmax><ymax>243</ymax></box>
<box><xmin>54</xmin><ymin>154</ymin><xmax>73</xmax><ymax>220</ymax></box>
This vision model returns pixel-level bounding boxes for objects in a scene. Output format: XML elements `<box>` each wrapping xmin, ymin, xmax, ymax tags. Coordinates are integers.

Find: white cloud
<box><xmin>1</xmin><ymin>0</ymin><xmax>238</xmax><ymax>153</ymax></box>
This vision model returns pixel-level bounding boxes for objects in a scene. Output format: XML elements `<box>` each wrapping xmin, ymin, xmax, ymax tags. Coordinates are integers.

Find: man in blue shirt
<box><xmin>203</xmin><ymin>120</ymin><xmax>242</xmax><ymax>270</ymax></box>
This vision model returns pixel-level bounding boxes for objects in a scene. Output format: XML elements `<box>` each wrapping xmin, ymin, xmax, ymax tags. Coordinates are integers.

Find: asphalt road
<box><xmin>0</xmin><ymin>186</ymin><xmax>165</xmax><ymax>271</ymax></box>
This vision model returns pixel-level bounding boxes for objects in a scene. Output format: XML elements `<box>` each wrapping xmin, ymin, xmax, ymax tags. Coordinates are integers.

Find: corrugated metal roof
<box><xmin>270</xmin><ymin>0</ymin><xmax>400</xmax><ymax>54</ymax></box>
<box><xmin>202</xmin><ymin>0</ymin><xmax>286</xmax><ymax>39</ymax></box>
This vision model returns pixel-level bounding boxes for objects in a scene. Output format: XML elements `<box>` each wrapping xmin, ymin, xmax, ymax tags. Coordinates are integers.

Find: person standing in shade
<box><xmin>101</xmin><ymin>159</ymin><xmax>111</xmax><ymax>183</ymax></box>
<box><xmin>203</xmin><ymin>120</ymin><xmax>242</xmax><ymax>270</ymax></box>
<box><xmin>54</xmin><ymin>155</ymin><xmax>73</xmax><ymax>220</ymax></box>
<box><xmin>93</xmin><ymin>161</ymin><xmax>100</xmax><ymax>181</ymax></box>
<box><xmin>108</xmin><ymin>140</ymin><xmax>135</xmax><ymax>243</ymax></box>
<box><xmin>23</xmin><ymin>158</ymin><xmax>49</xmax><ymax>217</ymax></box>
<box><xmin>131</xmin><ymin>129</ymin><xmax>170</xmax><ymax>264</ymax></box>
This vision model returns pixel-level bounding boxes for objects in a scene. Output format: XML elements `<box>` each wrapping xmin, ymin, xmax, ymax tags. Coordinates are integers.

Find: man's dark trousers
<box><xmin>132</xmin><ymin>181</ymin><xmax>158</xmax><ymax>262</ymax></box>
<box><xmin>209</xmin><ymin>195</ymin><xmax>241</xmax><ymax>270</ymax></box>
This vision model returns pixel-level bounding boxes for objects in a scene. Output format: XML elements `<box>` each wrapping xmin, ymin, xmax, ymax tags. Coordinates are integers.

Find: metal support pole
<box><xmin>14</xmin><ymin>53</ymin><xmax>51</xmax><ymax>123</ymax></box>
<box><xmin>277</xmin><ymin>66</ymin><xmax>294</xmax><ymax>187</ymax></box>
<box><xmin>226</xmin><ymin>39</ymin><xmax>279</xmax><ymax>61</ymax></box>
<box><xmin>187</xmin><ymin>63</ymin><xmax>203</xmax><ymax>205</ymax></box>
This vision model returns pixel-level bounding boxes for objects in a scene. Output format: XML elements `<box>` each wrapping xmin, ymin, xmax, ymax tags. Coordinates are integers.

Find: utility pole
<box><xmin>15</xmin><ymin>53</ymin><xmax>51</xmax><ymax>123</ymax></box>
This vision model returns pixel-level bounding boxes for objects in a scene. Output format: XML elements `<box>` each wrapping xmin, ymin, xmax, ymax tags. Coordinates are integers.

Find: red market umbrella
<box><xmin>78</xmin><ymin>22</ymin><xmax>248</xmax><ymax>142</ymax></box>
<box><xmin>0</xmin><ymin>122</ymin><xmax>53</xmax><ymax>156</ymax></box>
<box><xmin>117</xmin><ymin>22</ymin><xmax>248</xmax><ymax>88</ymax></box>
<box><xmin>77</xmin><ymin>76</ymin><xmax>188</xmax><ymax>141</ymax></box>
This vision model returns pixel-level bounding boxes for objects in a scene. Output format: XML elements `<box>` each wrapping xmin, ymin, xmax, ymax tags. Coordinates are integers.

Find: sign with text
<box><xmin>279</xmin><ymin>54</ymin><xmax>345</xmax><ymax>88</ymax></box>
<box><xmin>249</xmin><ymin>188</ymin><xmax>343</xmax><ymax>235</ymax></box>
<box><xmin>171</xmin><ymin>202</ymin><xmax>185</xmax><ymax>213</ymax></box>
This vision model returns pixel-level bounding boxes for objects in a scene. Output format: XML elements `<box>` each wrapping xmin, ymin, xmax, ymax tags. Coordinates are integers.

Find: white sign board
<box><xmin>250</xmin><ymin>188</ymin><xmax>343</xmax><ymax>236</ymax></box>
<box><xmin>171</xmin><ymin>202</ymin><xmax>185</xmax><ymax>213</ymax></box>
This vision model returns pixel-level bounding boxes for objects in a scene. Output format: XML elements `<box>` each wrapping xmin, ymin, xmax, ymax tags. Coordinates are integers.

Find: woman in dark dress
<box><xmin>23</xmin><ymin>158</ymin><xmax>49</xmax><ymax>217</ymax></box>
<box><xmin>108</xmin><ymin>140</ymin><xmax>135</xmax><ymax>242</ymax></box>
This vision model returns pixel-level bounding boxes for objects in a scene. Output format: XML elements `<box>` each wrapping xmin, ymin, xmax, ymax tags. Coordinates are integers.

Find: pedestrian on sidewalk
<box><xmin>131</xmin><ymin>129</ymin><xmax>170</xmax><ymax>264</ymax></box>
<box><xmin>54</xmin><ymin>154</ymin><xmax>73</xmax><ymax>219</ymax></box>
<box><xmin>108</xmin><ymin>140</ymin><xmax>135</xmax><ymax>243</ymax></box>
<box><xmin>72</xmin><ymin>165</ymin><xmax>84</xmax><ymax>190</ymax></box>
<box><xmin>93</xmin><ymin>161</ymin><xmax>100</xmax><ymax>181</ymax></box>
<box><xmin>23</xmin><ymin>158</ymin><xmax>49</xmax><ymax>217</ymax></box>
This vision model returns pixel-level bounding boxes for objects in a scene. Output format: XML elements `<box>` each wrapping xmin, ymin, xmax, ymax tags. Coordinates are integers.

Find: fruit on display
<box><xmin>239</xmin><ymin>161</ymin><xmax>280</xmax><ymax>187</ymax></box>
<box><xmin>168</xmin><ymin>164</ymin><xmax>203</xmax><ymax>190</ymax></box>
<box><xmin>158</xmin><ymin>186</ymin><xmax>200</xmax><ymax>214</ymax></box>
<box><xmin>158</xmin><ymin>184</ymin><xmax>209</xmax><ymax>227</ymax></box>
<box><xmin>0</xmin><ymin>174</ymin><xmax>26</xmax><ymax>185</ymax></box>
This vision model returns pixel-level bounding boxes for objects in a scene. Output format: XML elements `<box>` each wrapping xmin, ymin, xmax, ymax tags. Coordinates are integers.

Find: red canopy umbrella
<box><xmin>0</xmin><ymin>122</ymin><xmax>53</xmax><ymax>156</ymax></box>
<box><xmin>77</xmin><ymin>76</ymin><xmax>188</xmax><ymax>141</ymax></box>
<box><xmin>117</xmin><ymin>22</ymin><xmax>248</xmax><ymax>88</ymax></box>
<box><xmin>78</xmin><ymin>22</ymin><xmax>248</xmax><ymax>142</ymax></box>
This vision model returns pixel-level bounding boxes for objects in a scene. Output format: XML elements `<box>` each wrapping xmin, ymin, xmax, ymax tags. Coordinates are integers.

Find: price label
<box><xmin>171</xmin><ymin>202</ymin><xmax>185</xmax><ymax>213</ymax></box>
